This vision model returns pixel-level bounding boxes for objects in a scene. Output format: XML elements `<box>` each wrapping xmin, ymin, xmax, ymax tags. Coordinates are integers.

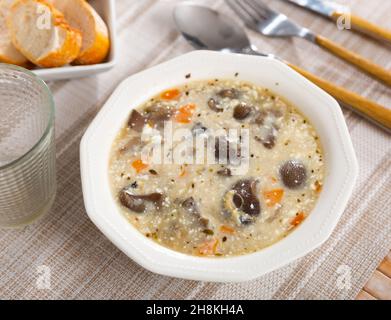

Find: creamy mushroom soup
<box><xmin>109</xmin><ymin>79</ymin><xmax>324</xmax><ymax>257</ymax></box>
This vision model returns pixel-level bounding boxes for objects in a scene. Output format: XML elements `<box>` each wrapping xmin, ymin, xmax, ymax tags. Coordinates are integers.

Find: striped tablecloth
<box><xmin>0</xmin><ymin>0</ymin><xmax>390</xmax><ymax>299</ymax></box>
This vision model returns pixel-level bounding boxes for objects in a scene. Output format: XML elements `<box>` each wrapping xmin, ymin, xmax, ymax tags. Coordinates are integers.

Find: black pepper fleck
<box><xmin>131</xmin><ymin>181</ymin><xmax>138</xmax><ymax>188</ymax></box>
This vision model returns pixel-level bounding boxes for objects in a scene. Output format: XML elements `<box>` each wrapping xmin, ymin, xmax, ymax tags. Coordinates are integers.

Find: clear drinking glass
<box><xmin>0</xmin><ymin>64</ymin><xmax>56</xmax><ymax>228</ymax></box>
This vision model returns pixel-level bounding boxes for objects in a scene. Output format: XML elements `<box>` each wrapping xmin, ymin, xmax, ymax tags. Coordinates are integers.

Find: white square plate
<box><xmin>33</xmin><ymin>0</ymin><xmax>117</xmax><ymax>81</ymax></box>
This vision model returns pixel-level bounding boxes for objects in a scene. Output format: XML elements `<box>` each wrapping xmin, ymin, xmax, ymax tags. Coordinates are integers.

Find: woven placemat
<box><xmin>0</xmin><ymin>0</ymin><xmax>390</xmax><ymax>299</ymax></box>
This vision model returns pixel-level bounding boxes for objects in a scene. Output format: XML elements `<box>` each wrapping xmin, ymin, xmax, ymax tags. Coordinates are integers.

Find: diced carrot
<box><xmin>132</xmin><ymin>159</ymin><xmax>148</xmax><ymax>173</ymax></box>
<box><xmin>291</xmin><ymin>212</ymin><xmax>305</xmax><ymax>227</ymax></box>
<box><xmin>220</xmin><ymin>225</ymin><xmax>235</xmax><ymax>235</ymax></box>
<box><xmin>263</xmin><ymin>189</ymin><xmax>284</xmax><ymax>207</ymax></box>
<box><xmin>314</xmin><ymin>180</ymin><xmax>322</xmax><ymax>193</ymax></box>
<box><xmin>175</xmin><ymin>103</ymin><xmax>196</xmax><ymax>124</ymax></box>
<box><xmin>160</xmin><ymin>88</ymin><xmax>180</xmax><ymax>100</ymax></box>
<box><xmin>198</xmin><ymin>239</ymin><xmax>219</xmax><ymax>256</ymax></box>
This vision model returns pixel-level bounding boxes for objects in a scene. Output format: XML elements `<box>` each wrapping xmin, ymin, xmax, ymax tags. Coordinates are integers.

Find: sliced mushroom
<box><xmin>207</xmin><ymin>98</ymin><xmax>224</xmax><ymax>113</ymax></box>
<box><xmin>119</xmin><ymin>188</ymin><xmax>163</xmax><ymax>213</ymax></box>
<box><xmin>253</xmin><ymin>109</ymin><xmax>283</xmax><ymax>149</ymax></box>
<box><xmin>254</xmin><ymin>109</ymin><xmax>284</xmax><ymax>128</ymax></box>
<box><xmin>218</xmin><ymin>88</ymin><xmax>239</xmax><ymax>99</ymax></box>
<box><xmin>181</xmin><ymin>197</ymin><xmax>209</xmax><ymax>227</ymax></box>
<box><xmin>181</xmin><ymin>197</ymin><xmax>199</xmax><ymax>215</ymax></box>
<box><xmin>223</xmin><ymin>179</ymin><xmax>261</xmax><ymax>226</ymax></box>
<box><xmin>233</xmin><ymin>102</ymin><xmax>252</xmax><ymax>120</ymax></box>
<box><xmin>128</xmin><ymin>110</ymin><xmax>147</xmax><ymax>132</ymax></box>
<box><xmin>217</xmin><ymin>167</ymin><xmax>232</xmax><ymax>177</ymax></box>
<box><xmin>280</xmin><ymin>160</ymin><xmax>307</xmax><ymax>189</ymax></box>
<box><xmin>255</xmin><ymin>133</ymin><xmax>276</xmax><ymax>150</ymax></box>
<box><xmin>232</xmin><ymin>180</ymin><xmax>260</xmax><ymax>216</ymax></box>
<box><xmin>144</xmin><ymin>104</ymin><xmax>174</xmax><ymax>125</ymax></box>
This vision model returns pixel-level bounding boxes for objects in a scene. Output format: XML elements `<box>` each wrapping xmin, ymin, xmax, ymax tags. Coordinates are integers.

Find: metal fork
<box><xmin>227</xmin><ymin>0</ymin><xmax>391</xmax><ymax>87</ymax></box>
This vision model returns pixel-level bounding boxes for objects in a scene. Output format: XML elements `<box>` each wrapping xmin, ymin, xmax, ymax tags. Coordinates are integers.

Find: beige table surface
<box><xmin>0</xmin><ymin>0</ymin><xmax>390</xmax><ymax>300</ymax></box>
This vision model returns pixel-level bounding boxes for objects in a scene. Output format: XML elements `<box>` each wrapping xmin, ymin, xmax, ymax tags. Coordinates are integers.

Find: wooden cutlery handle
<box><xmin>331</xmin><ymin>12</ymin><xmax>391</xmax><ymax>44</ymax></box>
<box><xmin>287</xmin><ymin>62</ymin><xmax>391</xmax><ymax>130</ymax></box>
<box><xmin>315</xmin><ymin>34</ymin><xmax>391</xmax><ymax>87</ymax></box>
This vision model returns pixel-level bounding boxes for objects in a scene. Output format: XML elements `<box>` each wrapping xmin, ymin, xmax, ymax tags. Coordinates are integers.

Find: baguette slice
<box><xmin>8</xmin><ymin>0</ymin><xmax>82</xmax><ymax>68</ymax></box>
<box><xmin>51</xmin><ymin>0</ymin><xmax>110</xmax><ymax>65</ymax></box>
<box><xmin>0</xmin><ymin>0</ymin><xmax>28</xmax><ymax>66</ymax></box>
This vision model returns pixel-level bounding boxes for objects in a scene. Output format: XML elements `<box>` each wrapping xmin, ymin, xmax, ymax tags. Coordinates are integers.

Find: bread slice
<box><xmin>0</xmin><ymin>0</ymin><xmax>28</xmax><ymax>66</ymax></box>
<box><xmin>8</xmin><ymin>0</ymin><xmax>82</xmax><ymax>68</ymax></box>
<box><xmin>51</xmin><ymin>0</ymin><xmax>110</xmax><ymax>65</ymax></box>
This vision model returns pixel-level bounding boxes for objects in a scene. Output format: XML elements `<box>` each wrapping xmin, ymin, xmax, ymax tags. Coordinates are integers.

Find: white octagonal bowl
<box><xmin>80</xmin><ymin>50</ymin><xmax>358</xmax><ymax>282</ymax></box>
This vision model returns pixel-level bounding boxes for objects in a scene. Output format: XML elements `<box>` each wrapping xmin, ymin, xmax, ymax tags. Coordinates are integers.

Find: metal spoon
<box><xmin>174</xmin><ymin>2</ymin><xmax>261</xmax><ymax>56</ymax></box>
<box><xmin>174</xmin><ymin>3</ymin><xmax>391</xmax><ymax>132</ymax></box>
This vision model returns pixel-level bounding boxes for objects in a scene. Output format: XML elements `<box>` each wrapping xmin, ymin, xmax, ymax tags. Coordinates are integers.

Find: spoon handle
<box><xmin>314</xmin><ymin>35</ymin><xmax>391</xmax><ymax>87</ymax></box>
<box><xmin>287</xmin><ymin>62</ymin><xmax>391</xmax><ymax>131</ymax></box>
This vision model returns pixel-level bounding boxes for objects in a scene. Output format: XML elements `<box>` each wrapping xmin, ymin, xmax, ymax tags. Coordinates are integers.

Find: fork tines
<box><xmin>227</xmin><ymin>0</ymin><xmax>275</xmax><ymax>30</ymax></box>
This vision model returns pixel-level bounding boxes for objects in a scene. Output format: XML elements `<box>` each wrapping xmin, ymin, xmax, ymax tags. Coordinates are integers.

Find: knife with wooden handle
<box><xmin>284</xmin><ymin>0</ymin><xmax>391</xmax><ymax>44</ymax></box>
